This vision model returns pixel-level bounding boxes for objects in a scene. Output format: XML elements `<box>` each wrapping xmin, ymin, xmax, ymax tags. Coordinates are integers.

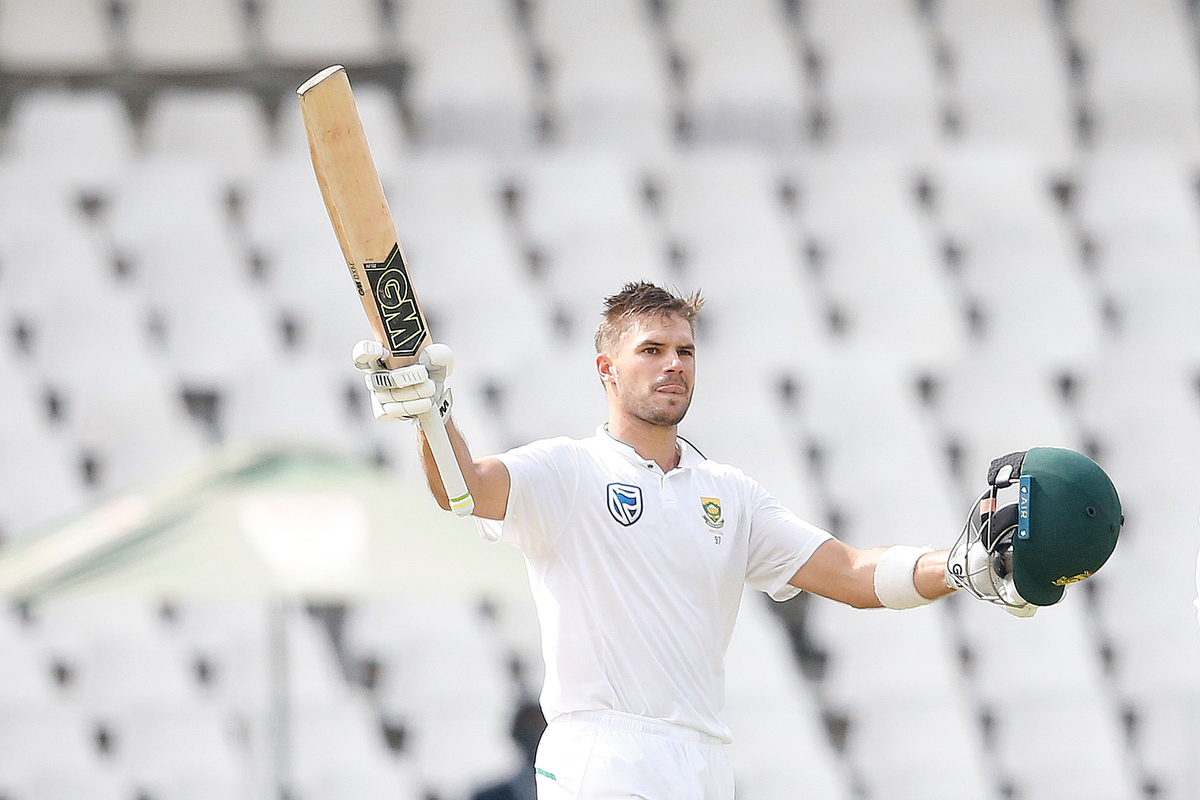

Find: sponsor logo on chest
<box><xmin>606</xmin><ymin>482</ymin><xmax>643</xmax><ymax>526</ymax></box>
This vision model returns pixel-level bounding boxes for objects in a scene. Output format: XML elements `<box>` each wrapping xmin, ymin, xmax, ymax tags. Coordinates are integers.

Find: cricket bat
<box><xmin>297</xmin><ymin>65</ymin><xmax>474</xmax><ymax>516</ymax></box>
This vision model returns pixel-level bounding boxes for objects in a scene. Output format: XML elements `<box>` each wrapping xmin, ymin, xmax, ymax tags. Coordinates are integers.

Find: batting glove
<box><xmin>353</xmin><ymin>340</ymin><xmax>454</xmax><ymax>423</ymax></box>
<box><xmin>946</xmin><ymin>539</ymin><xmax>1037</xmax><ymax>618</ymax></box>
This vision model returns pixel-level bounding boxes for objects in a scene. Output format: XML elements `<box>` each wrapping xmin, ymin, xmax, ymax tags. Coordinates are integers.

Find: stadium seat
<box><xmin>397</xmin><ymin>0</ymin><xmax>536</xmax><ymax>150</ymax></box>
<box><xmin>531</xmin><ymin>0</ymin><xmax>672</xmax><ymax>151</ymax></box>
<box><xmin>1069</xmin><ymin>0</ymin><xmax>1200</xmax><ymax>158</ymax></box>
<box><xmin>0</xmin><ymin>608</ymin><xmax>55</xmax><ymax>704</ymax></box>
<box><xmin>107</xmin><ymin>705</ymin><xmax>245</xmax><ymax>800</ymax></box>
<box><xmin>143</xmin><ymin>90</ymin><xmax>271</xmax><ymax>184</ymax></box>
<box><xmin>1077</xmin><ymin>150</ymin><xmax>1200</xmax><ymax>362</ymax></box>
<box><xmin>520</xmin><ymin>150</ymin><xmax>670</xmax><ymax>316</ymax></box>
<box><xmin>936</xmin><ymin>0</ymin><xmax>1074</xmax><ymax>170</ymax></box>
<box><xmin>345</xmin><ymin>597</ymin><xmax>519</xmax><ymax>799</ymax></box>
<box><xmin>0</xmin><ymin>354</ymin><xmax>89</xmax><ymax>539</ymax></box>
<box><xmin>933</xmin><ymin>146</ymin><xmax>1103</xmax><ymax>369</ymax></box>
<box><xmin>809</xmin><ymin>600</ymin><xmax>994</xmax><ymax>800</ymax></box>
<box><xmin>33</xmin><ymin>601</ymin><xmax>203</xmax><ymax>717</ymax></box>
<box><xmin>0</xmin><ymin>0</ymin><xmax>112</xmax><ymax>71</ymax></box>
<box><xmin>174</xmin><ymin>600</ymin><xmax>272</xmax><ymax>714</ymax></box>
<box><xmin>290</xmin><ymin>700</ymin><xmax>423</xmax><ymax>800</ymax></box>
<box><xmin>222</xmin><ymin>352</ymin><xmax>360</xmax><ymax>453</ymax></box>
<box><xmin>958</xmin><ymin>593</ymin><xmax>1139</xmax><ymax>800</ymax></box>
<box><xmin>658</xmin><ymin>150</ymin><xmax>830</xmax><ymax>372</ymax></box>
<box><xmin>800</xmin><ymin>152</ymin><xmax>967</xmax><ymax>367</ymax></box>
<box><xmin>667</xmin><ymin>0</ymin><xmax>807</xmax><ymax>148</ymax></box>
<box><xmin>804</xmin><ymin>0</ymin><xmax>939</xmax><ymax>158</ymax></box>
<box><xmin>799</xmin><ymin>355</ymin><xmax>959</xmax><ymax>547</ymax></box>
<box><xmin>5</xmin><ymin>90</ymin><xmax>134</xmax><ymax>187</ymax></box>
<box><xmin>124</xmin><ymin>0</ymin><xmax>250</xmax><ymax>71</ymax></box>
<box><xmin>926</xmin><ymin>357</ymin><xmax>1079</xmax><ymax>499</ymax></box>
<box><xmin>725</xmin><ymin>591</ymin><xmax>850</xmax><ymax>800</ymax></box>
<box><xmin>258</xmin><ymin>0</ymin><xmax>389</xmax><ymax>66</ymax></box>
<box><xmin>0</xmin><ymin>702</ymin><xmax>130</xmax><ymax>800</ymax></box>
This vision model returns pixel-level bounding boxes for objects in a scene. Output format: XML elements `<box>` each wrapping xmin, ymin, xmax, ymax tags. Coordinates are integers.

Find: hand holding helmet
<box><xmin>947</xmin><ymin>447</ymin><xmax>1123</xmax><ymax>618</ymax></box>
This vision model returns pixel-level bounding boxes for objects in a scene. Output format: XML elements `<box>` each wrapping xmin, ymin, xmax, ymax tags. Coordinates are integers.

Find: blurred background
<box><xmin>0</xmin><ymin>0</ymin><xmax>1198</xmax><ymax>798</ymax></box>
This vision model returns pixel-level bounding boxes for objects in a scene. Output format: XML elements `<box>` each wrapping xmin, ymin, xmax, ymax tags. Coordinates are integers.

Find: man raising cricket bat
<box><xmin>304</xmin><ymin>68</ymin><xmax>1125</xmax><ymax>800</ymax></box>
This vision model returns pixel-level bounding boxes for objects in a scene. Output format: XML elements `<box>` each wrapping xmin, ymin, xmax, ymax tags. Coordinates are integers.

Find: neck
<box><xmin>607</xmin><ymin>413</ymin><xmax>680</xmax><ymax>472</ymax></box>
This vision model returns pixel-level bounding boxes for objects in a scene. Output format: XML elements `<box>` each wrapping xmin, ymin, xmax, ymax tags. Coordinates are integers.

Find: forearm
<box><xmin>417</xmin><ymin>416</ymin><xmax>472</xmax><ymax>509</ymax></box>
<box><xmin>790</xmin><ymin>541</ymin><xmax>956</xmax><ymax>609</ymax></box>
<box><xmin>417</xmin><ymin>416</ymin><xmax>510</xmax><ymax>519</ymax></box>
<box><xmin>915</xmin><ymin>550</ymin><xmax>954</xmax><ymax>601</ymax></box>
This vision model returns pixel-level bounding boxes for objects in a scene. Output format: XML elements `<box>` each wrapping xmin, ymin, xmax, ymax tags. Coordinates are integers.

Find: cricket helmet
<box><xmin>951</xmin><ymin>447</ymin><xmax>1123</xmax><ymax>607</ymax></box>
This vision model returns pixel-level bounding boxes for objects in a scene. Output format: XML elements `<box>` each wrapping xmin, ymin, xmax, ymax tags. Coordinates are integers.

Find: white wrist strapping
<box><xmin>874</xmin><ymin>545</ymin><xmax>935</xmax><ymax>610</ymax></box>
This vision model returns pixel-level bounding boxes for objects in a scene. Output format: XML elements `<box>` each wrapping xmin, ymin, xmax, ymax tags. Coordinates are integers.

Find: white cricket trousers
<box><xmin>533</xmin><ymin>710</ymin><xmax>735</xmax><ymax>800</ymax></box>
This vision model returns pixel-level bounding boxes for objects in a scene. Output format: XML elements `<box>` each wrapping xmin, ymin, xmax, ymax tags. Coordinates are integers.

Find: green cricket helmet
<box><xmin>952</xmin><ymin>447</ymin><xmax>1123</xmax><ymax>608</ymax></box>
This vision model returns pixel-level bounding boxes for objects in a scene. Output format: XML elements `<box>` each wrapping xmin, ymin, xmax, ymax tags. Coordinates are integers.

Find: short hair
<box><xmin>593</xmin><ymin>281</ymin><xmax>704</xmax><ymax>353</ymax></box>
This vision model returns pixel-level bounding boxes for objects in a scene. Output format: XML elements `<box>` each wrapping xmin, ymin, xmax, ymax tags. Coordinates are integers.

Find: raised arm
<box><xmin>789</xmin><ymin>539</ymin><xmax>954</xmax><ymax>609</ymax></box>
<box><xmin>417</xmin><ymin>417</ymin><xmax>510</xmax><ymax>520</ymax></box>
<box><xmin>353</xmin><ymin>340</ymin><xmax>511</xmax><ymax>520</ymax></box>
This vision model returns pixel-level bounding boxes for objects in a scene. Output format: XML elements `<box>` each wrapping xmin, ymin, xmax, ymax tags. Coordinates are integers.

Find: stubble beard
<box><xmin>619</xmin><ymin>379</ymin><xmax>692</xmax><ymax>428</ymax></box>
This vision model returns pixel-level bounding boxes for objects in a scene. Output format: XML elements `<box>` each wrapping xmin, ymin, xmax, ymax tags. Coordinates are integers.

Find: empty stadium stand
<box><xmin>0</xmin><ymin>1</ymin><xmax>1198</xmax><ymax>798</ymax></box>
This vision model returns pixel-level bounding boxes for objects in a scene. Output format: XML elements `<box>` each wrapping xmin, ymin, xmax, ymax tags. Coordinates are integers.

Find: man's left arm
<box><xmin>788</xmin><ymin>539</ymin><xmax>955</xmax><ymax>609</ymax></box>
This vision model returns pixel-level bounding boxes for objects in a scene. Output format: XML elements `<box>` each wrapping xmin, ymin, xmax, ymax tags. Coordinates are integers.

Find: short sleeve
<box><xmin>474</xmin><ymin>437</ymin><xmax>579</xmax><ymax>557</ymax></box>
<box><xmin>744</xmin><ymin>478</ymin><xmax>833</xmax><ymax>602</ymax></box>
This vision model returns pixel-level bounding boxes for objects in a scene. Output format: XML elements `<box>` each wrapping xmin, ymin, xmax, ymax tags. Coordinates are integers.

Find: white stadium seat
<box><xmin>143</xmin><ymin>90</ymin><xmax>271</xmax><ymax>184</ymax></box>
<box><xmin>397</xmin><ymin>0</ymin><xmax>536</xmax><ymax>150</ymax></box>
<box><xmin>1070</xmin><ymin>0</ymin><xmax>1200</xmax><ymax>158</ymax></box>
<box><xmin>936</xmin><ymin>0</ymin><xmax>1074</xmax><ymax>170</ymax></box>
<box><xmin>532</xmin><ymin>0</ymin><xmax>672</xmax><ymax>151</ymax></box>
<box><xmin>5</xmin><ymin>90</ymin><xmax>134</xmax><ymax>187</ymax></box>
<box><xmin>668</xmin><ymin>0</ymin><xmax>807</xmax><ymax>148</ymax></box>
<box><xmin>810</xmin><ymin>600</ymin><xmax>993</xmax><ymax>800</ymax></box>
<box><xmin>0</xmin><ymin>0</ymin><xmax>112</xmax><ymax>71</ymax></box>
<box><xmin>124</xmin><ymin>0</ymin><xmax>250</xmax><ymax>71</ymax></box>
<box><xmin>959</xmin><ymin>593</ymin><xmax>1140</xmax><ymax>800</ymax></box>
<box><xmin>258</xmin><ymin>0</ymin><xmax>389</xmax><ymax>66</ymax></box>
<box><xmin>800</xmin><ymin>152</ymin><xmax>967</xmax><ymax>367</ymax></box>
<box><xmin>934</xmin><ymin>146</ymin><xmax>1103</xmax><ymax>370</ymax></box>
<box><xmin>805</xmin><ymin>0</ymin><xmax>939</xmax><ymax>158</ymax></box>
<box><xmin>1077</xmin><ymin>150</ymin><xmax>1200</xmax><ymax>363</ymax></box>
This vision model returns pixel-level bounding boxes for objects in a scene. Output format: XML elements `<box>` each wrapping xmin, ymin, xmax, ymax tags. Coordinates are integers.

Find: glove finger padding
<box><xmin>420</xmin><ymin>343</ymin><xmax>454</xmax><ymax>381</ymax></box>
<box><xmin>367</xmin><ymin>366</ymin><xmax>429</xmax><ymax>392</ymax></box>
<box><xmin>352</xmin><ymin>340</ymin><xmax>389</xmax><ymax>371</ymax></box>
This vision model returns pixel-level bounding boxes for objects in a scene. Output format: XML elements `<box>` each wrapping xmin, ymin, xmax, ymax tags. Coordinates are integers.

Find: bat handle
<box><xmin>417</xmin><ymin>409</ymin><xmax>475</xmax><ymax>517</ymax></box>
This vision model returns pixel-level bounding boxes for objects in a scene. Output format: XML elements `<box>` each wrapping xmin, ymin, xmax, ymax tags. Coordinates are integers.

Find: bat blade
<box><xmin>298</xmin><ymin>66</ymin><xmax>473</xmax><ymax>516</ymax></box>
<box><xmin>297</xmin><ymin>65</ymin><xmax>428</xmax><ymax>369</ymax></box>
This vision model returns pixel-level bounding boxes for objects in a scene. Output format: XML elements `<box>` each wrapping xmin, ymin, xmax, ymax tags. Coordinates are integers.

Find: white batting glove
<box><xmin>946</xmin><ymin>540</ymin><xmax>1037</xmax><ymax>618</ymax></box>
<box><xmin>352</xmin><ymin>340</ymin><xmax>455</xmax><ymax>423</ymax></box>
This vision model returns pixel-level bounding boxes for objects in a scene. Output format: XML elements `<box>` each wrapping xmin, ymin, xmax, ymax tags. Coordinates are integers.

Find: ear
<box><xmin>596</xmin><ymin>351</ymin><xmax>615</xmax><ymax>386</ymax></box>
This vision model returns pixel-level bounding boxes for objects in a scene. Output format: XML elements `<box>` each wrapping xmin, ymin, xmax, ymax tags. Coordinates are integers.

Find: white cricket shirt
<box><xmin>475</xmin><ymin>425</ymin><xmax>832</xmax><ymax>742</ymax></box>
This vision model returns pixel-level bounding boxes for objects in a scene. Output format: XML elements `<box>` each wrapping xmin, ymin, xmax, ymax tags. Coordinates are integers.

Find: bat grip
<box><xmin>417</xmin><ymin>409</ymin><xmax>475</xmax><ymax>516</ymax></box>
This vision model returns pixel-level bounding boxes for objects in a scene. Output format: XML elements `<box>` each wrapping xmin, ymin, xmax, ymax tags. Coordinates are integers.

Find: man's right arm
<box><xmin>418</xmin><ymin>417</ymin><xmax>510</xmax><ymax>520</ymax></box>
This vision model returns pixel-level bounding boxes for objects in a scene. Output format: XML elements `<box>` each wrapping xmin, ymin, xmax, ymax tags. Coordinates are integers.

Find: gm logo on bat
<box><xmin>365</xmin><ymin>244</ymin><xmax>427</xmax><ymax>358</ymax></box>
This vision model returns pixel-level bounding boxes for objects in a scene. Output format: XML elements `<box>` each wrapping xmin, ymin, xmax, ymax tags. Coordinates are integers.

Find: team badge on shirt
<box><xmin>607</xmin><ymin>483</ymin><xmax>644</xmax><ymax>526</ymax></box>
<box><xmin>702</xmin><ymin>497</ymin><xmax>724</xmax><ymax>544</ymax></box>
<box><xmin>701</xmin><ymin>497</ymin><xmax>724</xmax><ymax>529</ymax></box>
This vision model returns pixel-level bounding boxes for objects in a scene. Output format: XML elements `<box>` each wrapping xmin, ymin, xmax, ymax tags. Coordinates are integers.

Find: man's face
<box><xmin>598</xmin><ymin>313</ymin><xmax>696</xmax><ymax>428</ymax></box>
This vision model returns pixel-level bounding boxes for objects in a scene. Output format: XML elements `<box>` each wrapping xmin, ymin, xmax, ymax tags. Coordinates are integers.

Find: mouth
<box><xmin>654</xmin><ymin>381</ymin><xmax>688</xmax><ymax>395</ymax></box>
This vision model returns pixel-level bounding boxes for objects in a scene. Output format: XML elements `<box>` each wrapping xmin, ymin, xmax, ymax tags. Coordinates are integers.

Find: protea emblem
<box><xmin>701</xmin><ymin>497</ymin><xmax>724</xmax><ymax>529</ymax></box>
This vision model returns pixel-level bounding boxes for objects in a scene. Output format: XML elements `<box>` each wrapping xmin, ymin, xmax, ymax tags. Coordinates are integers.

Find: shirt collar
<box><xmin>596</xmin><ymin>424</ymin><xmax>705</xmax><ymax>472</ymax></box>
